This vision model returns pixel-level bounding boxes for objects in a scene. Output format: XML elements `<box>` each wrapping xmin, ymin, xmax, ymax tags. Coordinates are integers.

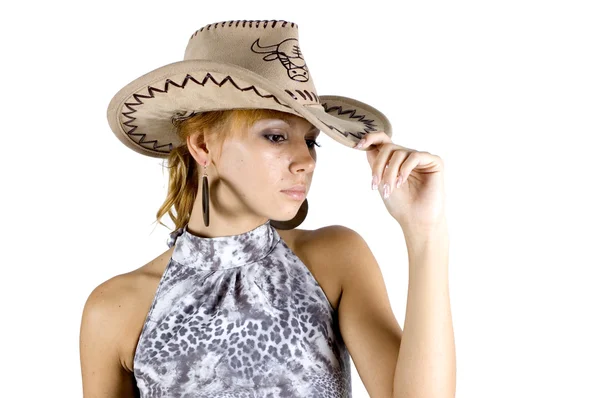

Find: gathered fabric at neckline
<box><xmin>166</xmin><ymin>219</ymin><xmax>281</xmax><ymax>270</ymax></box>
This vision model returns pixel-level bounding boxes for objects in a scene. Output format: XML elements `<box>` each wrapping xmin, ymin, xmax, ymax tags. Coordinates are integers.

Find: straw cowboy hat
<box><xmin>106</xmin><ymin>19</ymin><xmax>393</xmax><ymax>158</ymax></box>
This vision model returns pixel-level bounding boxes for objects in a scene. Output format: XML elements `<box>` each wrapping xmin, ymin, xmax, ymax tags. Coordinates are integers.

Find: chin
<box><xmin>271</xmin><ymin>193</ymin><xmax>307</xmax><ymax>219</ymax></box>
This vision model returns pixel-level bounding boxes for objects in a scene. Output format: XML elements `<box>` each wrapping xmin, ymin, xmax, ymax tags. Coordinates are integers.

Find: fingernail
<box><xmin>371</xmin><ymin>175</ymin><xmax>379</xmax><ymax>190</ymax></box>
<box><xmin>396</xmin><ymin>175</ymin><xmax>403</xmax><ymax>188</ymax></box>
<box><xmin>355</xmin><ymin>139</ymin><xmax>365</xmax><ymax>148</ymax></box>
<box><xmin>383</xmin><ymin>183</ymin><xmax>390</xmax><ymax>198</ymax></box>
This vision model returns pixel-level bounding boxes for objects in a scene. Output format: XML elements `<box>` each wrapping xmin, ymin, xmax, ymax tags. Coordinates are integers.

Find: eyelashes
<box><xmin>263</xmin><ymin>134</ymin><xmax>321</xmax><ymax>149</ymax></box>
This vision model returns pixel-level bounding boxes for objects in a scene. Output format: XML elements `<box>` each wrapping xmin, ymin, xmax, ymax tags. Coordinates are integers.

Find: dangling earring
<box><xmin>202</xmin><ymin>161</ymin><xmax>210</xmax><ymax>227</ymax></box>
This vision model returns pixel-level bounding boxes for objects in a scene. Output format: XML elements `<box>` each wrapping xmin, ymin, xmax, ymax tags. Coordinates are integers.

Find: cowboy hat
<box><xmin>106</xmin><ymin>19</ymin><xmax>393</xmax><ymax>158</ymax></box>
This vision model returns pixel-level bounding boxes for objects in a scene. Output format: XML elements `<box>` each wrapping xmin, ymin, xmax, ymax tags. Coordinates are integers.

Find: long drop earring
<box><xmin>202</xmin><ymin>162</ymin><xmax>210</xmax><ymax>227</ymax></box>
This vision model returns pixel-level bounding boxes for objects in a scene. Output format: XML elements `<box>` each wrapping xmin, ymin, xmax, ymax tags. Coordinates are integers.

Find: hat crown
<box><xmin>183</xmin><ymin>20</ymin><xmax>319</xmax><ymax>105</ymax></box>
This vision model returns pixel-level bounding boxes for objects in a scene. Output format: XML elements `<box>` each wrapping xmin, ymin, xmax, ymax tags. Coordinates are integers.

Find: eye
<box><xmin>306</xmin><ymin>139</ymin><xmax>321</xmax><ymax>149</ymax></box>
<box><xmin>264</xmin><ymin>134</ymin><xmax>321</xmax><ymax>149</ymax></box>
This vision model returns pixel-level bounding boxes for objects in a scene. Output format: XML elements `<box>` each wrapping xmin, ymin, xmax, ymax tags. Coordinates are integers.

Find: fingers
<box><xmin>354</xmin><ymin>131</ymin><xmax>435</xmax><ymax>199</ymax></box>
<box><xmin>372</xmin><ymin>144</ymin><xmax>401</xmax><ymax>191</ymax></box>
<box><xmin>355</xmin><ymin>132</ymin><xmax>405</xmax><ymax>195</ymax></box>
<box><xmin>353</xmin><ymin>131</ymin><xmax>391</xmax><ymax>150</ymax></box>
<box><xmin>354</xmin><ymin>132</ymin><xmax>395</xmax><ymax>193</ymax></box>
<box><xmin>374</xmin><ymin>147</ymin><xmax>427</xmax><ymax>198</ymax></box>
<box><xmin>384</xmin><ymin>150</ymin><xmax>411</xmax><ymax>189</ymax></box>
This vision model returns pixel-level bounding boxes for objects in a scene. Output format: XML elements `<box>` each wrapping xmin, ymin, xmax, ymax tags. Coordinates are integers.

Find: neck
<box><xmin>187</xmin><ymin>195</ymin><xmax>269</xmax><ymax>239</ymax></box>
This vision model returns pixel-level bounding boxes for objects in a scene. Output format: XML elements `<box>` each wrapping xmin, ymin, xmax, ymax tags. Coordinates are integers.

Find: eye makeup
<box><xmin>262</xmin><ymin>132</ymin><xmax>321</xmax><ymax>149</ymax></box>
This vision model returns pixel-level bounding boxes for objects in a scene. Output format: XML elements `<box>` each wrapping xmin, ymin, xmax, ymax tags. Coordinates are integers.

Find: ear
<box><xmin>186</xmin><ymin>133</ymin><xmax>210</xmax><ymax>167</ymax></box>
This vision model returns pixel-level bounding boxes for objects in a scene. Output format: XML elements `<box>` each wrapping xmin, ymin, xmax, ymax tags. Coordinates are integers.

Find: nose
<box><xmin>289</xmin><ymin>138</ymin><xmax>316</xmax><ymax>174</ymax></box>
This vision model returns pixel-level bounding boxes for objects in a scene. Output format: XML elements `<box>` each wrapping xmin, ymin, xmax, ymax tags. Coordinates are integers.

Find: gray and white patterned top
<box><xmin>133</xmin><ymin>219</ymin><xmax>352</xmax><ymax>397</ymax></box>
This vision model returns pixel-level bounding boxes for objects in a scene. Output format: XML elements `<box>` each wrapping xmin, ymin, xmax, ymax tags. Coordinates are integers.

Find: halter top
<box><xmin>133</xmin><ymin>220</ymin><xmax>352</xmax><ymax>397</ymax></box>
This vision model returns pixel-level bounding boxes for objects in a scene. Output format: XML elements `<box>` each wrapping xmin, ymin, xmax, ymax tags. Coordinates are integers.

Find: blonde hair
<box><xmin>154</xmin><ymin>108</ymin><xmax>300</xmax><ymax>231</ymax></box>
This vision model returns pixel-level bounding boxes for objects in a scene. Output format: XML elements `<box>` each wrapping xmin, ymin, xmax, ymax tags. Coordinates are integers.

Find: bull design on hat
<box><xmin>251</xmin><ymin>38</ymin><xmax>309</xmax><ymax>82</ymax></box>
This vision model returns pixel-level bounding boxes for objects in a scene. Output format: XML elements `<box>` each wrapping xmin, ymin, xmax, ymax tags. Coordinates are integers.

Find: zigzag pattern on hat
<box><xmin>319</xmin><ymin>102</ymin><xmax>378</xmax><ymax>139</ymax></box>
<box><xmin>118</xmin><ymin>73</ymin><xmax>378</xmax><ymax>154</ymax></box>
<box><xmin>120</xmin><ymin>72</ymin><xmax>293</xmax><ymax>153</ymax></box>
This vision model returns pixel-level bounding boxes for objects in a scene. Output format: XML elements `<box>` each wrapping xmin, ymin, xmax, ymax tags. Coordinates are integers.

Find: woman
<box><xmin>80</xmin><ymin>19</ymin><xmax>453</xmax><ymax>397</ymax></box>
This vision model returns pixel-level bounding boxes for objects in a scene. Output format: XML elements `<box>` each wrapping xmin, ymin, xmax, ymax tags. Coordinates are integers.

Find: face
<box><xmin>211</xmin><ymin>114</ymin><xmax>320</xmax><ymax>221</ymax></box>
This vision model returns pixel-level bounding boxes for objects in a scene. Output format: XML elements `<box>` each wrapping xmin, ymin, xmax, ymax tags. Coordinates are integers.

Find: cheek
<box><xmin>227</xmin><ymin>151</ymin><xmax>276</xmax><ymax>186</ymax></box>
<box><xmin>252</xmin><ymin>155</ymin><xmax>289</xmax><ymax>193</ymax></box>
<box><xmin>222</xmin><ymin>142</ymin><xmax>287</xmax><ymax>189</ymax></box>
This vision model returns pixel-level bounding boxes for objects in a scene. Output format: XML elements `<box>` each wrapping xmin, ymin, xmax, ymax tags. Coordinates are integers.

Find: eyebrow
<box><xmin>276</xmin><ymin>117</ymin><xmax>320</xmax><ymax>134</ymax></box>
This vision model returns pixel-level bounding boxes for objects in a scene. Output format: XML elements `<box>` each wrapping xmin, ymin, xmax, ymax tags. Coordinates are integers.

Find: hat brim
<box><xmin>107</xmin><ymin>59</ymin><xmax>392</xmax><ymax>158</ymax></box>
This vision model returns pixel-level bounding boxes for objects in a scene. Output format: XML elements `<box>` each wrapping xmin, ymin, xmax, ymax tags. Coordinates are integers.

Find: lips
<box><xmin>281</xmin><ymin>184</ymin><xmax>306</xmax><ymax>193</ymax></box>
<box><xmin>281</xmin><ymin>189</ymin><xmax>306</xmax><ymax>201</ymax></box>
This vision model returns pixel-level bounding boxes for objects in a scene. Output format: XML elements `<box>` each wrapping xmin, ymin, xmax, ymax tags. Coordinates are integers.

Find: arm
<box><xmin>393</xmin><ymin>219</ymin><xmax>455</xmax><ymax>398</ymax></box>
<box><xmin>330</xmin><ymin>225</ymin><xmax>404</xmax><ymax>397</ymax></box>
<box><xmin>80</xmin><ymin>277</ymin><xmax>138</xmax><ymax>397</ymax></box>
<box><xmin>332</xmin><ymin>219</ymin><xmax>455</xmax><ymax>398</ymax></box>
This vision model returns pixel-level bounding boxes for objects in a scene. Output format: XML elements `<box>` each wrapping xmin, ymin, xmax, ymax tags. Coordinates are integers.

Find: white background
<box><xmin>1</xmin><ymin>0</ymin><xmax>599</xmax><ymax>396</ymax></box>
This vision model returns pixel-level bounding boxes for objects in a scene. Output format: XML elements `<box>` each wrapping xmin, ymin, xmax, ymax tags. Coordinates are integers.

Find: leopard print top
<box><xmin>133</xmin><ymin>219</ymin><xmax>352</xmax><ymax>397</ymax></box>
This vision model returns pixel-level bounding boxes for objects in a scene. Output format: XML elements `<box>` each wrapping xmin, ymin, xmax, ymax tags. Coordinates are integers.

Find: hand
<box><xmin>354</xmin><ymin>131</ymin><xmax>446</xmax><ymax>230</ymax></box>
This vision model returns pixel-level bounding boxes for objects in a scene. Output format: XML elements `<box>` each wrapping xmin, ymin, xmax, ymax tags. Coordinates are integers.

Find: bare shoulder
<box><xmin>275</xmin><ymin>224</ymin><xmax>361</xmax><ymax>310</ymax></box>
<box><xmin>81</xmin><ymin>246</ymin><xmax>174</xmax><ymax>376</ymax></box>
<box><xmin>82</xmin><ymin>271</ymin><xmax>139</xmax><ymax>338</ymax></box>
<box><xmin>83</xmin><ymin>252</ymin><xmax>166</xmax><ymax>333</ymax></box>
<box><xmin>276</xmin><ymin>224</ymin><xmax>356</xmax><ymax>247</ymax></box>
<box><xmin>294</xmin><ymin>224</ymin><xmax>362</xmax><ymax>252</ymax></box>
<box><xmin>80</xmin><ymin>269</ymin><xmax>144</xmax><ymax>395</ymax></box>
<box><xmin>302</xmin><ymin>224</ymin><xmax>370</xmax><ymax>281</ymax></box>
<box><xmin>80</xmin><ymin>270</ymin><xmax>144</xmax><ymax>367</ymax></box>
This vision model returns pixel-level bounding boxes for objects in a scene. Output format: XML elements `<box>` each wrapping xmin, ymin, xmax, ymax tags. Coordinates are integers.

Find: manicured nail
<box><xmin>355</xmin><ymin>139</ymin><xmax>365</xmax><ymax>148</ymax></box>
<box><xmin>383</xmin><ymin>183</ymin><xmax>390</xmax><ymax>198</ymax></box>
<box><xmin>396</xmin><ymin>175</ymin><xmax>403</xmax><ymax>188</ymax></box>
<box><xmin>371</xmin><ymin>175</ymin><xmax>379</xmax><ymax>190</ymax></box>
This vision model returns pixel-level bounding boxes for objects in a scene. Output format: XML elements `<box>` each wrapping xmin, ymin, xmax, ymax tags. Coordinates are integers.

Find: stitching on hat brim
<box><xmin>121</xmin><ymin>72</ymin><xmax>294</xmax><ymax>154</ymax></box>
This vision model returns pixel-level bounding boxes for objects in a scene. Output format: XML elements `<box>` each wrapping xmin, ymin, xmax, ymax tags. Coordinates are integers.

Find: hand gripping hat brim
<box><xmin>107</xmin><ymin>20</ymin><xmax>392</xmax><ymax>158</ymax></box>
